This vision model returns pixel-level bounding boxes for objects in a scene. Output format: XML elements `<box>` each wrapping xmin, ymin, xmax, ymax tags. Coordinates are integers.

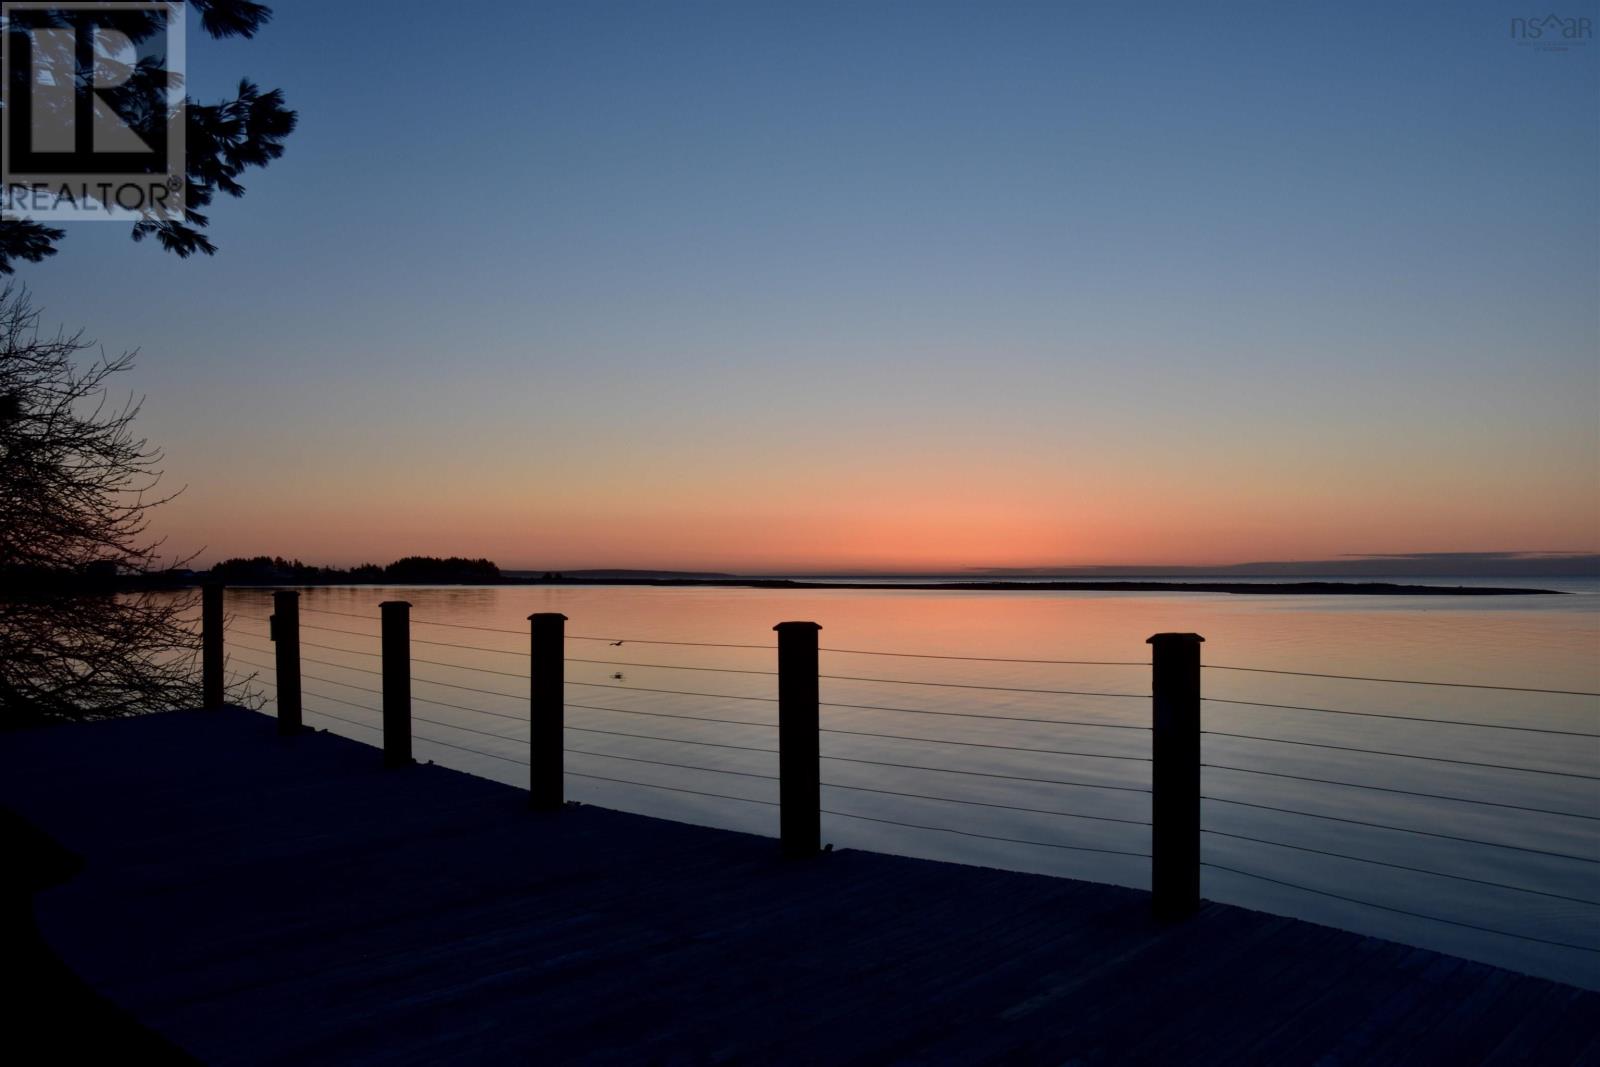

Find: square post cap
<box><xmin>773</xmin><ymin>621</ymin><xmax>822</xmax><ymax>632</ymax></box>
<box><xmin>379</xmin><ymin>600</ymin><xmax>412</xmax><ymax>609</ymax></box>
<box><xmin>1146</xmin><ymin>632</ymin><xmax>1204</xmax><ymax>644</ymax></box>
<box><xmin>528</xmin><ymin>612</ymin><xmax>568</xmax><ymax>623</ymax></box>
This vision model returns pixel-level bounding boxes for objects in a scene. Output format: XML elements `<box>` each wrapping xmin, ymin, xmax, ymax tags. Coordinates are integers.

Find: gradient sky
<box><xmin>15</xmin><ymin>0</ymin><xmax>1600</xmax><ymax>571</ymax></box>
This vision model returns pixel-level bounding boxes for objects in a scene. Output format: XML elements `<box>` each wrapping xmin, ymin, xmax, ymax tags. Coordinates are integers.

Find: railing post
<box><xmin>774</xmin><ymin>621</ymin><xmax>821</xmax><ymax>858</ymax></box>
<box><xmin>271</xmin><ymin>590</ymin><xmax>302</xmax><ymax>735</ymax></box>
<box><xmin>1149</xmin><ymin>632</ymin><xmax>1203</xmax><ymax>920</ymax></box>
<box><xmin>528</xmin><ymin>612</ymin><xmax>567</xmax><ymax>811</ymax></box>
<box><xmin>201</xmin><ymin>581</ymin><xmax>224</xmax><ymax>708</ymax></box>
<box><xmin>380</xmin><ymin>601</ymin><xmax>412</xmax><ymax>768</ymax></box>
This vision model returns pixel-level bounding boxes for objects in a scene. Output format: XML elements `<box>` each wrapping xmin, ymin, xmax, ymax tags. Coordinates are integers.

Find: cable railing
<box><xmin>1203</xmin><ymin>662</ymin><xmax>1599</xmax><ymax>698</ymax></box>
<box><xmin>1190</xmin><ymin>659</ymin><xmax>1599</xmax><ymax>956</ymax></box>
<box><xmin>1200</xmin><ymin>728</ymin><xmax>1600</xmax><ymax>780</ymax></box>
<box><xmin>247</xmin><ymin>664</ymin><xmax>781</xmax><ymax>798</ymax></box>
<box><xmin>202</xmin><ymin>586</ymin><xmax>1599</xmax><ymax>966</ymax></box>
<box><xmin>229</xmin><ymin>602</ymin><xmax>1155</xmax><ymax>860</ymax></box>
<box><xmin>1201</xmin><ymin>696</ymin><xmax>1598</xmax><ymax>738</ymax></box>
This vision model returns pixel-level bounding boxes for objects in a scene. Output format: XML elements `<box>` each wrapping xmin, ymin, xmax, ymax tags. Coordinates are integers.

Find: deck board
<box><xmin>2</xmin><ymin>708</ymin><xmax>1594</xmax><ymax>1065</ymax></box>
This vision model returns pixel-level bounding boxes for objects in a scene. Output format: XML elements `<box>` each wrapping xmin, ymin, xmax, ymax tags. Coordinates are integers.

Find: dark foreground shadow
<box><xmin>0</xmin><ymin>807</ymin><xmax>197</xmax><ymax>1064</ymax></box>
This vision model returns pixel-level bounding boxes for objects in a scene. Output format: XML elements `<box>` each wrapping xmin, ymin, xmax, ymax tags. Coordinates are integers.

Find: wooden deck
<box><xmin>3</xmin><ymin>707</ymin><xmax>1596</xmax><ymax>1065</ymax></box>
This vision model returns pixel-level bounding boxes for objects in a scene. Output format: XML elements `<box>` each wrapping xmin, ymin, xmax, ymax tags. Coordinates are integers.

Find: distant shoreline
<box><xmin>195</xmin><ymin>576</ymin><xmax>1566</xmax><ymax>596</ymax></box>
<box><xmin>517</xmin><ymin>578</ymin><xmax>1565</xmax><ymax>595</ymax></box>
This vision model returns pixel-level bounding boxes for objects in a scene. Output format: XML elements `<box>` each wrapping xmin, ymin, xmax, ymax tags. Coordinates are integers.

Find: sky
<box><xmin>14</xmin><ymin>0</ymin><xmax>1600</xmax><ymax>572</ymax></box>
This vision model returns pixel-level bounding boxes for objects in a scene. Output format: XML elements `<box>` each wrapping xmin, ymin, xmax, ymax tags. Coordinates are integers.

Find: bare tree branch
<box><xmin>1</xmin><ymin>284</ymin><xmax>249</xmax><ymax>724</ymax></box>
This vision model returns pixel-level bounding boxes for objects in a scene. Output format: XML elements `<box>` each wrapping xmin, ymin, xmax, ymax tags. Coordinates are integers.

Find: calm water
<box><xmin>215</xmin><ymin>581</ymin><xmax>1600</xmax><ymax>988</ymax></box>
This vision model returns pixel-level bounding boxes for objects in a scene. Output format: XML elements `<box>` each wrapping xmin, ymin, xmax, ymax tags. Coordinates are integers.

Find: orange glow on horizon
<box><xmin>143</xmin><ymin>377</ymin><xmax>1599</xmax><ymax>573</ymax></box>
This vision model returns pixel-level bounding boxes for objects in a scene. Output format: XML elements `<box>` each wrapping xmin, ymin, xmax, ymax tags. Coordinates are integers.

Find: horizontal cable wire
<box><xmin>288</xmin><ymin>686</ymin><xmax>778</xmax><ymax>806</ymax></box>
<box><xmin>243</xmin><ymin>632</ymin><xmax>535</xmax><ymax>687</ymax></box>
<box><xmin>229</xmin><ymin>655</ymin><xmax>386</xmax><ymax>699</ymax></box>
<box><xmin>1203</xmin><ymin>663</ymin><xmax>1600</xmax><ymax>698</ymax></box>
<box><xmin>413</xmin><ymin>694</ymin><xmax>522</xmax><ymax>721</ymax></box>
<box><xmin>821</xmin><ymin>808</ymin><xmax>1150</xmax><ymax>858</ymax></box>
<box><xmin>1201</xmin><ymin>829</ymin><xmax>1600</xmax><ymax>907</ymax></box>
<box><xmin>293</xmin><ymin>623</ymin><xmax>519</xmax><ymax>658</ymax></box>
<box><xmin>821</xmin><ymin>781</ymin><xmax>1152</xmax><ymax>827</ymax></box>
<box><xmin>1202</xmin><ymin>762</ymin><xmax>1600</xmax><ymax>822</ymax></box>
<box><xmin>265</xmin><ymin>670</ymin><xmax>1144</xmax><ymax>781</ymax></box>
<box><xmin>1201</xmin><ymin>862</ymin><xmax>1600</xmax><ymax>953</ymax></box>
<box><xmin>1201</xmin><ymin>795</ymin><xmax>1600</xmax><ymax>864</ymax></box>
<box><xmin>242</xmin><ymin>615</ymin><xmax>536</xmax><ymax>660</ymax></box>
<box><xmin>567</xmin><ymin>657</ymin><xmax>777</xmax><ymax>676</ymax></box>
<box><xmin>410</xmin><ymin>670</ymin><xmax>776</xmax><ymax>710</ymax></box>
<box><xmin>302</xmin><ymin>705</ymin><xmax>385</xmax><ymax>735</ymax></box>
<box><xmin>1204</xmin><ymin>697</ymin><xmax>1600</xmax><ymax>739</ymax></box>
<box><xmin>249</xmin><ymin>639</ymin><xmax>528</xmax><ymax>687</ymax></box>
<box><xmin>228</xmin><ymin>612</ymin><xmax>288</xmax><ymax>631</ymax></box>
<box><xmin>286</xmin><ymin>703</ymin><xmax>513</xmax><ymax>772</ymax></box>
<box><xmin>287</xmin><ymin>605</ymin><xmax>389</xmax><ymax>622</ymax></box>
<box><xmin>822</xmin><ymin>674</ymin><xmax>1148</xmax><ymax>698</ymax></box>
<box><xmin>564</xmin><ymin>702</ymin><xmax>777</xmax><ymax>730</ymax></box>
<box><xmin>565</xmin><ymin>747</ymin><xmax>780</xmax><ymax>781</ymax></box>
<box><xmin>820</xmin><ymin>754</ymin><xmax>1150</xmax><ymax>793</ymax></box>
<box><xmin>236</xmin><ymin>632</ymin><xmax>1140</xmax><ymax>715</ymax></box>
<box><xmin>299</xmin><ymin>694</ymin><xmax>771</xmax><ymax>787</ymax></box>
<box><xmin>296</xmin><ymin>605</ymin><xmax>523</xmax><ymax>635</ymax></box>
<box><xmin>237</xmin><ymin>659</ymin><xmax>518</xmax><ymax>724</ymax></box>
<box><xmin>238</xmin><ymin>653</ymin><xmax>1144</xmax><ymax>769</ymax></box>
<box><xmin>273</xmin><ymin>636</ymin><xmax>386</xmax><ymax>661</ymax></box>
<box><xmin>566</xmin><ymin>770</ymin><xmax>780</xmax><ymax>805</ymax></box>
<box><xmin>293</xmin><ymin>606</ymin><xmax>773</xmax><ymax>649</ymax></box>
<box><xmin>820</xmin><ymin>647</ymin><xmax>1144</xmax><ymax>666</ymax></box>
<box><xmin>568</xmin><ymin>634</ymin><xmax>773</xmax><ymax>650</ymax></box>
<box><xmin>820</xmin><ymin>725</ymin><xmax>1150</xmax><ymax>762</ymax></box>
<box><xmin>233</xmin><ymin>613</ymin><xmax>378</xmax><ymax>642</ymax></box>
<box><xmin>822</xmin><ymin>700</ymin><xmax>1148</xmax><ymax>730</ymax></box>
<box><xmin>299</xmin><ymin>607</ymin><xmax>774</xmax><ymax>652</ymax></box>
<box><xmin>376</xmin><ymin>614</ymin><xmax>523</xmax><ymax>638</ymax></box>
<box><xmin>228</xmin><ymin>636</ymin><xmax>287</xmax><ymax>657</ymax></box>
<box><xmin>232</xmin><ymin>655</ymin><xmax>380</xmax><ymax>694</ymax></box>
<box><xmin>415</xmin><ymin>712</ymin><xmax>522</xmax><ymax>745</ymax></box>
<box><xmin>234</xmin><ymin>654</ymin><xmax>524</xmax><ymax>726</ymax></box>
<box><xmin>281</xmin><ymin>606</ymin><xmax>1191</xmax><ymax>668</ymax></box>
<box><xmin>565</xmin><ymin>723</ymin><xmax>778</xmax><ymax>755</ymax></box>
<box><xmin>232</xmin><ymin>649</ymin><xmax>530</xmax><ymax>720</ymax></box>
<box><xmin>235</xmin><ymin>643</ymin><xmax>381</xmax><ymax>677</ymax></box>
<box><xmin>1202</xmin><ymin>729</ymin><xmax>1600</xmax><ymax>781</ymax></box>
<box><xmin>411</xmin><ymin>674</ymin><xmax>522</xmax><ymax>700</ymax></box>
<box><xmin>298</xmin><ymin>688</ymin><xmax>523</xmax><ymax>746</ymax></box>
<box><xmin>403</xmin><ymin>633</ymin><xmax>521</xmax><ymax>655</ymax></box>
<box><xmin>226</xmin><ymin>652</ymin><xmax>277</xmax><ymax>673</ymax></box>
<box><xmin>245</xmin><ymin>657</ymin><xmax>532</xmax><ymax>725</ymax></box>
<box><xmin>416</xmin><ymin>734</ymin><xmax>530</xmax><ymax>765</ymax></box>
<box><xmin>567</xmin><ymin>679</ymin><xmax>779</xmax><ymax>704</ymax></box>
<box><xmin>417</xmin><ymin>653</ymin><xmax>524</xmax><ymax>678</ymax></box>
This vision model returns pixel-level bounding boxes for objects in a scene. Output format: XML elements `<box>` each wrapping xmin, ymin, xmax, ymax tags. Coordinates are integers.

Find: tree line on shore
<box><xmin>206</xmin><ymin>555</ymin><xmax>503</xmax><ymax>585</ymax></box>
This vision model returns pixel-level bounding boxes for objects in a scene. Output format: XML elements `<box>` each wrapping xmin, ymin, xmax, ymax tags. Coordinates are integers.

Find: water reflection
<box><xmin>216</xmin><ymin>584</ymin><xmax>1599</xmax><ymax>989</ymax></box>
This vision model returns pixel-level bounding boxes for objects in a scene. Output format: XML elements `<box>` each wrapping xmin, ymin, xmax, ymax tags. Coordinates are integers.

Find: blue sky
<box><xmin>14</xmin><ymin>0</ymin><xmax>1599</xmax><ymax>569</ymax></box>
